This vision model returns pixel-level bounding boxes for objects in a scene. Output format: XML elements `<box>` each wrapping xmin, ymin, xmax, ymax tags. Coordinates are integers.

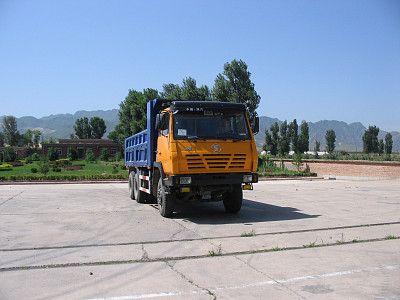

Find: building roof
<box><xmin>55</xmin><ymin>139</ymin><xmax>119</xmax><ymax>145</ymax></box>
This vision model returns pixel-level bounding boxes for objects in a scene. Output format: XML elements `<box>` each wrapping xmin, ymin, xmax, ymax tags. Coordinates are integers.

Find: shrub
<box><xmin>100</xmin><ymin>148</ymin><xmax>110</xmax><ymax>161</ymax></box>
<box><xmin>53</xmin><ymin>158</ymin><xmax>71</xmax><ymax>167</ymax></box>
<box><xmin>47</xmin><ymin>147</ymin><xmax>59</xmax><ymax>161</ymax></box>
<box><xmin>38</xmin><ymin>161</ymin><xmax>50</xmax><ymax>174</ymax></box>
<box><xmin>0</xmin><ymin>164</ymin><xmax>13</xmax><ymax>171</ymax></box>
<box><xmin>292</xmin><ymin>153</ymin><xmax>304</xmax><ymax>172</ymax></box>
<box><xmin>85</xmin><ymin>149</ymin><xmax>96</xmax><ymax>162</ymax></box>
<box><xmin>112</xmin><ymin>165</ymin><xmax>119</xmax><ymax>174</ymax></box>
<box><xmin>31</xmin><ymin>167</ymin><xmax>38</xmax><ymax>173</ymax></box>
<box><xmin>67</xmin><ymin>147</ymin><xmax>78</xmax><ymax>161</ymax></box>
<box><xmin>2</xmin><ymin>147</ymin><xmax>17</xmax><ymax>162</ymax></box>
<box><xmin>114</xmin><ymin>151</ymin><xmax>123</xmax><ymax>161</ymax></box>
<box><xmin>31</xmin><ymin>153</ymin><xmax>40</xmax><ymax>161</ymax></box>
<box><xmin>52</xmin><ymin>167</ymin><xmax>62</xmax><ymax>172</ymax></box>
<box><xmin>25</xmin><ymin>156</ymin><xmax>33</xmax><ymax>164</ymax></box>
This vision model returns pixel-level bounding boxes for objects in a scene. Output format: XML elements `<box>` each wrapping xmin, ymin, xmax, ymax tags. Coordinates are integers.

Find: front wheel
<box><xmin>223</xmin><ymin>184</ymin><xmax>243</xmax><ymax>213</ymax></box>
<box><xmin>157</xmin><ymin>177</ymin><xmax>174</xmax><ymax>217</ymax></box>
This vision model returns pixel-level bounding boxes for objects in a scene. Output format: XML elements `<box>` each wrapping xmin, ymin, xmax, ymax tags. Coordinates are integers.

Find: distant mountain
<box><xmin>257</xmin><ymin>116</ymin><xmax>400</xmax><ymax>152</ymax></box>
<box><xmin>14</xmin><ymin>109</ymin><xmax>119</xmax><ymax>139</ymax></box>
<box><xmin>2</xmin><ymin>110</ymin><xmax>399</xmax><ymax>152</ymax></box>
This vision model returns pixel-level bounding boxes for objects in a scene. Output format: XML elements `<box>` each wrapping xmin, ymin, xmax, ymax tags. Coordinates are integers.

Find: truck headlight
<box><xmin>180</xmin><ymin>176</ymin><xmax>192</xmax><ymax>184</ymax></box>
<box><xmin>243</xmin><ymin>174</ymin><xmax>253</xmax><ymax>183</ymax></box>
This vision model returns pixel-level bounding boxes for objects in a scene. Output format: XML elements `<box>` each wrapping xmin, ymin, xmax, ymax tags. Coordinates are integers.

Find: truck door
<box><xmin>156</xmin><ymin>112</ymin><xmax>172</xmax><ymax>174</ymax></box>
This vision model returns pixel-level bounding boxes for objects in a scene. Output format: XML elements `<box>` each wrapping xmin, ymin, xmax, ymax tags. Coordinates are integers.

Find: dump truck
<box><xmin>124</xmin><ymin>99</ymin><xmax>259</xmax><ymax>217</ymax></box>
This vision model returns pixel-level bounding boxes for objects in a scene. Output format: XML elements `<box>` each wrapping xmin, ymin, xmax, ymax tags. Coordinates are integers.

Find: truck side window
<box><xmin>160</xmin><ymin>113</ymin><xmax>169</xmax><ymax>136</ymax></box>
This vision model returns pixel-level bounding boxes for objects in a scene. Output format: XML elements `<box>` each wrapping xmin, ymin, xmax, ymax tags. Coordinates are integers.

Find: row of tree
<box><xmin>264</xmin><ymin>119</ymin><xmax>309</xmax><ymax>156</ymax></box>
<box><xmin>0</xmin><ymin>115</ymin><xmax>108</xmax><ymax>149</ymax></box>
<box><xmin>108</xmin><ymin>59</ymin><xmax>261</xmax><ymax>144</ymax></box>
<box><xmin>363</xmin><ymin>126</ymin><xmax>392</xmax><ymax>154</ymax></box>
<box><xmin>73</xmin><ymin>117</ymin><xmax>107</xmax><ymax>139</ymax></box>
<box><xmin>0</xmin><ymin>116</ymin><xmax>42</xmax><ymax>148</ymax></box>
<box><xmin>263</xmin><ymin>122</ymin><xmax>394</xmax><ymax>155</ymax></box>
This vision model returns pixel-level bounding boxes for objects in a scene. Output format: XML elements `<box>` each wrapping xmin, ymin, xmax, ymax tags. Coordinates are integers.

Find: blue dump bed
<box><xmin>124</xmin><ymin>100</ymin><xmax>163</xmax><ymax>168</ymax></box>
<box><xmin>125</xmin><ymin>129</ymin><xmax>149</xmax><ymax>167</ymax></box>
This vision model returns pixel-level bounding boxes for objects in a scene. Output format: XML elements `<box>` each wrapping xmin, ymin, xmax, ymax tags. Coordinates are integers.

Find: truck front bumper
<box><xmin>163</xmin><ymin>172</ymin><xmax>258</xmax><ymax>187</ymax></box>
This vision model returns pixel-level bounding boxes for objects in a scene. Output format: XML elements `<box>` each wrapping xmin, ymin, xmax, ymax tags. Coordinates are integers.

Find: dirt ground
<box><xmin>284</xmin><ymin>161</ymin><xmax>400</xmax><ymax>177</ymax></box>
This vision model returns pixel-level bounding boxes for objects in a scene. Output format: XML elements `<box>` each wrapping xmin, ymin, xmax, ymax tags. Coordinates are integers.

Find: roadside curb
<box><xmin>0</xmin><ymin>180</ymin><xmax>128</xmax><ymax>186</ymax></box>
<box><xmin>258</xmin><ymin>176</ymin><xmax>324</xmax><ymax>181</ymax></box>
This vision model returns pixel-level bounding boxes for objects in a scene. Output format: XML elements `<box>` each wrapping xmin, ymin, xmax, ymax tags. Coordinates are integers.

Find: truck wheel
<box><xmin>134</xmin><ymin>172</ymin><xmax>147</xmax><ymax>204</ymax></box>
<box><xmin>223</xmin><ymin>184</ymin><xmax>242</xmax><ymax>213</ymax></box>
<box><xmin>157</xmin><ymin>177</ymin><xmax>174</xmax><ymax>217</ymax></box>
<box><xmin>128</xmin><ymin>172</ymin><xmax>135</xmax><ymax>200</ymax></box>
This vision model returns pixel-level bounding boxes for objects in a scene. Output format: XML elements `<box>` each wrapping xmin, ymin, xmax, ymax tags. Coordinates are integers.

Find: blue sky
<box><xmin>1</xmin><ymin>0</ymin><xmax>399</xmax><ymax>131</ymax></box>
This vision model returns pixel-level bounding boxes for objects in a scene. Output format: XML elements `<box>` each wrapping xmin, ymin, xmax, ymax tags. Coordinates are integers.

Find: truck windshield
<box><xmin>173</xmin><ymin>111</ymin><xmax>250</xmax><ymax>140</ymax></box>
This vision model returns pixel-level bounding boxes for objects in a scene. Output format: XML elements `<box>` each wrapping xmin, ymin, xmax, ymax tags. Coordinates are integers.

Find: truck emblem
<box><xmin>211</xmin><ymin>144</ymin><xmax>222</xmax><ymax>152</ymax></box>
<box><xmin>185</xmin><ymin>147</ymin><xmax>192</xmax><ymax>151</ymax></box>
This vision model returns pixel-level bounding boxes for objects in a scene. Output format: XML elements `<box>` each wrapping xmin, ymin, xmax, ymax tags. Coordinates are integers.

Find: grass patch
<box><xmin>240</xmin><ymin>229</ymin><xmax>256</xmax><ymax>237</ymax></box>
<box><xmin>303</xmin><ymin>241</ymin><xmax>317</xmax><ymax>248</ymax></box>
<box><xmin>207</xmin><ymin>244</ymin><xmax>222</xmax><ymax>256</ymax></box>
<box><xmin>385</xmin><ymin>235</ymin><xmax>397</xmax><ymax>240</ymax></box>
<box><xmin>271</xmin><ymin>246</ymin><xmax>285</xmax><ymax>251</ymax></box>
<box><xmin>0</xmin><ymin>160</ymin><xmax>128</xmax><ymax>181</ymax></box>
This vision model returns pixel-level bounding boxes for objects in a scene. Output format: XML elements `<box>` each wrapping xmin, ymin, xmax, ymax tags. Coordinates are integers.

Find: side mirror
<box><xmin>252</xmin><ymin>116</ymin><xmax>259</xmax><ymax>134</ymax></box>
<box><xmin>155</xmin><ymin>114</ymin><xmax>162</xmax><ymax>130</ymax></box>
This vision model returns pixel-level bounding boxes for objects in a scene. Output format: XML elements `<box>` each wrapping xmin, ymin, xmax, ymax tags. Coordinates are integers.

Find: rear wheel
<box><xmin>157</xmin><ymin>177</ymin><xmax>174</xmax><ymax>217</ymax></box>
<box><xmin>134</xmin><ymin>172</ymin><xmax>147</xmax><ymax>204</ymax></box>
<box><xmin>223</xmin><ymin>184</ymin><xmax>243</xmax><ymax>213</ymax></box>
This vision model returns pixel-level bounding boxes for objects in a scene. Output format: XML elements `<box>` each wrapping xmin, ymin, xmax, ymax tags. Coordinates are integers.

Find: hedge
<box><xmin>0</xmin><ymin>174</ymin><xmax>128</xmax><ymax>182</ymax></box>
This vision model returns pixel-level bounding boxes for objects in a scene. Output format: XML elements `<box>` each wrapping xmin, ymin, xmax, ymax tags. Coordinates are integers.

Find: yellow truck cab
<box><xmin>125</xmin><ymin>99</ymin><xmax>259</xmax><ymax>217</ymax></box>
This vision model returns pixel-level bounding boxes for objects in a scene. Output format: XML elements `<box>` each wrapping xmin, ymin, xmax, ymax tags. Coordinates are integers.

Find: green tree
<box><xmin>32</xmin><ymin>130</ymin><xmax>42</xmax><ymax>148</ymax></box>
<box><xmin>2</xmin><ymin>116</ymin><xmax>19</xmax><ymax>146</ymax></box>
<box><xmin>67</xmin><ymin>147</ymin><xmax>78</xmax><ymax>161</ymax></box>
<box><xmin>47</xmin><ymin>147</ymin><xmax>59</xmax><ymax>161</ymax></box>
<box><xmin>289</xmin><ymin>119</ymin><xmax>299</xmax><ymax>153</ymax></box>
<box><xmin>89</xmin><ymin>117</ymin><xmax>107</xmax><ymax>139</ymax></box>
<box><xmin>264</xmin><ymin>122</ymin><xmax>280</xmax><ymax>156</ymax></box>
<box><xmin>2</xmin><ymin>146</ymin><xmax>17</xmax><ymax>162</ymax></box>
<box><xmin>109</xmin><ymin>88</ymin><xmax>159</xmax><ymax>144</ymax></box>
<box><xmin>378</xmin><ymin>139</ymin><xmax>384</xmax><ymax>155</ymax></box>
<box><xmin>74</xmin><ymin>117</ymin><xmax>92</xmax><ymax>139</ymax></box>
<box><xmin>161</xmin><ymin>77</ymin><xmax>211</xmax><ymax>101</ymax></box>
<box><xmin>325</xmin><ymin>129</ymin><xmax>336</xmax><ymax>153</ymax></box>
<box><xmin>362</xmin><ymin>126</ymin><xmax>380</xmax><ymax>153</ymax></box>
<box><xmin>100</xmin><ymin>148</ymin><xmax>110</xmax><ymax>161</ymax></box>
<box><xmin>0</xmin><ymin>132</ymin><xmax>4</xmax><ymax>147</ymax></box>
<box><xmin>211</xmin><ymin>59</ymin><xmax>260</xmax><ymax>121</ymax></box>
<box><xmin>314</xmin><ymin>140</ymin><xmax>320</xmax><ymax>158</ymax></box>
<box><xmin>298</xmin><ymin>121</ymin><xmax>309</xmax><ymax>153</ymax></box>
<box><xmin>85</xmin><ymin>148</ymin><xmax>96</xmax><ymax>162</ymax></box>
<box><xmin>385</xmin><ymin>133</ymin><xmax>393</xmax><ymax>154</ymax></box>
<box><xmin>264</xmin><ymin>130</ymin><xmax>272</xmax><ymax>153</ymax></box>
<box><xmin>21</xmin><ymin>129</ymin><xmax>33</xmax><ymax>147</ymax></box>
<box><xmin>278</xmin><ymin>120</ymin><xmax>290</xmax><ymax>156</ymax></box>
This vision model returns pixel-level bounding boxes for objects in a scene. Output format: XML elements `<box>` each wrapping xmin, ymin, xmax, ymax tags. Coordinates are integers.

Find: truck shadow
<box><xmin>173</xmin><ymin>198</ymin><xmax>320</xmax><ymax>224</ymax></box>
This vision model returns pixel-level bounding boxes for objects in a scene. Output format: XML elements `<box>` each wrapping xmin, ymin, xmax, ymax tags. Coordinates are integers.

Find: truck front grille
<box><xmin>186</xmin><ymin>154</ymin><xmax>246</xmax><ymax>170</ymax></box>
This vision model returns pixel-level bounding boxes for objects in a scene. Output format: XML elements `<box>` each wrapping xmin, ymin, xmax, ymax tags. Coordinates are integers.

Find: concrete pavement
<box><xmin>0</xmin><ymin>179</ymin><xmax>399</xmax><ymax>299</ymax></box>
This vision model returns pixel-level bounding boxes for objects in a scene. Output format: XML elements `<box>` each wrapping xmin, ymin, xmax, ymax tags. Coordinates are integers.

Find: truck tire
<box><xmin>128</xmin><ymin>172</ymin><xmax>135</xmax><ymax>200</ymax></box>
<box><xmin>157</xmin><ymin>177</ymin><xmax>174</xmax><ymax>217</ymax></box>
<box><xmin>223</xmin><ymin>184</ymin><xmax>242</xmax><ymax>213</ymax></box>
<box><xmin>134</xmin><ymin>172</ymin><xmax>147</xmax><ymax>204</ymax></box>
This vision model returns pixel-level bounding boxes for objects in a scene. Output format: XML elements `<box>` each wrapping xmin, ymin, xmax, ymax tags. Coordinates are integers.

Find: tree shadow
<box><xmin>172</xmin><ymin>198</ymin><xmax>320</xmax><ymax>224</ymax></box>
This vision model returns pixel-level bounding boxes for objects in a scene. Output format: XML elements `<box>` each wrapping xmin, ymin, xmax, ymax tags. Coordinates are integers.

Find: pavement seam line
<box><xmin>0</xmin><ymin>191</ymin><xmax>24</xmax><ymax>208</ymax></box>
<box><xmin>2</xmin><ymin>220</ymin><xmax>399</xmax><ymax>252</ymax></box>
<box><xmin>1</xmin><ymin>236</ymin><xmax>398</xmax><ymax>272</ymax></box>
<box><xmin>233</xmin><ymin>255</ymin><xmax>307</xmax><ymax>299</ymax></box>
<box><xmin>165</xmin><ymin>261</ymin><xmax>216</xmax><ymax>300</ymax></box>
